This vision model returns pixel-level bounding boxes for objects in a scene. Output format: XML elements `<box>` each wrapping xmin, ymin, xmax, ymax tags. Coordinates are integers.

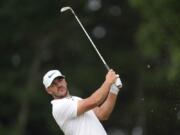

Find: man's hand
<box><xmin>92</xmin><ymin>69</ymin><xmax>121</xmax><ymax>120</ymax></box>
<box><xmin>105</xmin><ymin>69</ymin><xmax>119</xmax><ymax>85</ymax></box>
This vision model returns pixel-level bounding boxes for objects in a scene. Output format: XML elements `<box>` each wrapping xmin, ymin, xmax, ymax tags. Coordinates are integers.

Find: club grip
<box><xmin>115</xmin><ymin>77</ymin><xmax>122</xmax><ymax>88</ymax></box>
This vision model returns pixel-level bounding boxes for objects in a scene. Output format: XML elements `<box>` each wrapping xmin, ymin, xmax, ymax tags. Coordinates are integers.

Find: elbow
<box><xmin>101</xmin><ymin>114</ymin><xmax>110</xmax><ymax>121</ymax></box>
<box><xmin>98</xmin><ymin>112</ymin><xmax>110</xmax><ymax>121</ymax></box>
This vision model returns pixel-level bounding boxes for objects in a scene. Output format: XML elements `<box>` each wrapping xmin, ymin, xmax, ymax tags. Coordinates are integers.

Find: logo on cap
<box><xmin>48</xmin><ymin>72</ymin><xmax>56</xmax><ymax>78</ymax></box>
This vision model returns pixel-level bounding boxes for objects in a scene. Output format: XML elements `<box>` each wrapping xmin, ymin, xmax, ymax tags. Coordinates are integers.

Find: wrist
<box><xmin>104</xmin><ymin>79</ymin><xmax>113</xmax><ymax>86</ymax></box>
<box><xmin>110</xmin><ymin>84</ymin><xmax>119</xmax><ymax>95</ymax></box>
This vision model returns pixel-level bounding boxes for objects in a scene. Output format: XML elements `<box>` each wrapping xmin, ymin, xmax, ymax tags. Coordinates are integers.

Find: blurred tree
<box><xmin>129</xmin><ymin>0</ymin><xmax>180</xmax><ymax>134</ymax></box>
<box><xmin>1</xmin><ymin>0</ymin><xmax>180</xmax><ymax>135</ymax></box>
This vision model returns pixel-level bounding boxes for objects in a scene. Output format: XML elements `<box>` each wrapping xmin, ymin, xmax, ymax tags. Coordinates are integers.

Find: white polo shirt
<box><xmin>51</xmin><ymin>96</ymin><xmax>107</xmax><ymax>135</ymax></box>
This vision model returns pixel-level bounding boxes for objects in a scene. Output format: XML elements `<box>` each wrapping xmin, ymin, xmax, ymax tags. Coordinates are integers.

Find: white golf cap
<box><xmin>43</xmin><ymin>70</ymin><xmax>65</xmax><ymax>88</ymax></box>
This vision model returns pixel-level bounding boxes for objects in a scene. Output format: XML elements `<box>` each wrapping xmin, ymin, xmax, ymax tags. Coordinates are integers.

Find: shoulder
<box><xmin>51</xmin><ymin>98</ymin><xmax>67</xmax><ymax>106</ymax></box>
<box><xmin>51</xmin><ymin>97</ymin><xmax>80</xmax><ymax>119</ymax></box>
<box><xmin>51</xmin><ymin>98</ymin><xmax>75</xmax><ymax>108</ymax></box>
<box><xmin>72</xmin><ymin>96</ymin><xmax>82</xmax><ymax>100</ymax></box>
<box><xmin>50</xmin><ymin>96</ymin><xmax>82</xmax><ymax>113</ymax></box>
<box><xmin>51</xmin><ymin>97</ymin><xmax>80</xmax><ymax>111</ymax></box>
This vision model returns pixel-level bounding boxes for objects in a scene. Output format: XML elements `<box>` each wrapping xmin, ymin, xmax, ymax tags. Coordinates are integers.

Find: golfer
<box><xmin>43</xmin><ymin>69</ymin><xmax>121</xmax><ymax>135</ymax></box>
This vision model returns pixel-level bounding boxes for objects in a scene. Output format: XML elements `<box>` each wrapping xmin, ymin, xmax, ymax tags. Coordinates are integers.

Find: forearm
<box><xmin>90</xmin><ymin>80</ymin><xmax>112</xmax><ymax>106</ymax></box>
<box><xmin>94</xmin><ymin>93</ymin><xmax>118</xmax><ymax>120</ymax></box>
<box><xmin>77</xmin><ymin>80</ymin><xmax>112</xmax><ymax>116</ymax></box>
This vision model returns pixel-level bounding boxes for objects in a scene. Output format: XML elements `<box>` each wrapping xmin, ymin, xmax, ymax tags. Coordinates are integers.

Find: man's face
<box><xmin>47</xmin><ymin>77</ymin><xmax>68</xmax><ymax>99</ymax></box>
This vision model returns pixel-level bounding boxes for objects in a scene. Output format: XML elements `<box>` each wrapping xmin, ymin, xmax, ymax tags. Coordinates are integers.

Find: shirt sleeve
<box><xmin>52</xmin><ymin>98</ymin><xmax>78</xmax><ymax>125</ymax></box>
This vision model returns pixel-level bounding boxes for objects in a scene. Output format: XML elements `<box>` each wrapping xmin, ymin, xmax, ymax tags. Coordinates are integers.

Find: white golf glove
<box><xmin>110</xmin><ymin>84</ymin><xmax>120</xmax><ymax>95</ymax></box>
<box><xmin>115</xmin><ymin>77</ymin><xmax>122</xmax><ymax>88</ymax></box>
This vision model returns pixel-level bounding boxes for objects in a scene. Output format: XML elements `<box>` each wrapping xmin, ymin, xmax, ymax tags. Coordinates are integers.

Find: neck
<box><xmin>53</xmin><ymin>92</ymin><xmax>71</xmax><ymax>99</ymax></box>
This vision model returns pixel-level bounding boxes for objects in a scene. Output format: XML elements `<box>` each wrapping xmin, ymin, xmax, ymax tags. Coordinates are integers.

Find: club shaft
<box><xmin>61</xmin><ymin>7</ymin><xmax>122</xmax><ymax>88</ymax></box>
<box><xmin>71</xmin><ymin>12</ymin><xmax>110</xmax><ymax>71</ymax></box>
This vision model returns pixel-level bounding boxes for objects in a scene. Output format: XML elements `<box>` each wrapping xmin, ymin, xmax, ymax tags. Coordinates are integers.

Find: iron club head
<box><xmin>60</xmin><ymin>6</ymin><xmax>74</xmax><ymax>13</ymax></box>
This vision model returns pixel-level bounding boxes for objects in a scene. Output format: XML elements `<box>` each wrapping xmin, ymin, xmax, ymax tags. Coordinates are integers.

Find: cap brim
<box><xmin>47</xmin><ymin>74</ymin><xmax>65</xmax><ymax>88</ymax></box>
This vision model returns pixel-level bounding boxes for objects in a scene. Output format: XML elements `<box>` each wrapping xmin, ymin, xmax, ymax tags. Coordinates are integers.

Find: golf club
<box><xmin>60</xmin><ymin>6</ymin><xmax>122</xmax><ymax>88</ymax></box>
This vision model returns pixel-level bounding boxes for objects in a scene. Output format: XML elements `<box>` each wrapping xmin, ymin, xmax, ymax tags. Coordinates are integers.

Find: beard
<box><xmin>53</xmin><ymin>88</ymin><xmax>69</xmax><ymax>99</ymax></box>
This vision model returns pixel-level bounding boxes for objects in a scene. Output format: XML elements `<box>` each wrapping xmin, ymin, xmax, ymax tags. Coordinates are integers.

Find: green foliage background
<box><xmin>0</xmin><ymin>0</ymin><xmax>180</xmax><ymax>135</ymax></box>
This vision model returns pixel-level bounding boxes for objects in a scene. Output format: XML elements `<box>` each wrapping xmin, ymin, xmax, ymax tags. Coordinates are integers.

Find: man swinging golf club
<box><xmin>43</xmin><ymin>6</ymin><xmax>123</xmax><ymax>135</ymax></box>
<box><xmin>43</xmin><ymin>69</ymin><xmax>122</xmax><ymax>135</ymax></box>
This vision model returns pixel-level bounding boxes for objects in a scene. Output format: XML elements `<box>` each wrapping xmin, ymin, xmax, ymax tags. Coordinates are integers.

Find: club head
<box><xmin>60</xmin><ymin>6</ymin><xmax>73</xmax><ymax>13</ymax></box>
